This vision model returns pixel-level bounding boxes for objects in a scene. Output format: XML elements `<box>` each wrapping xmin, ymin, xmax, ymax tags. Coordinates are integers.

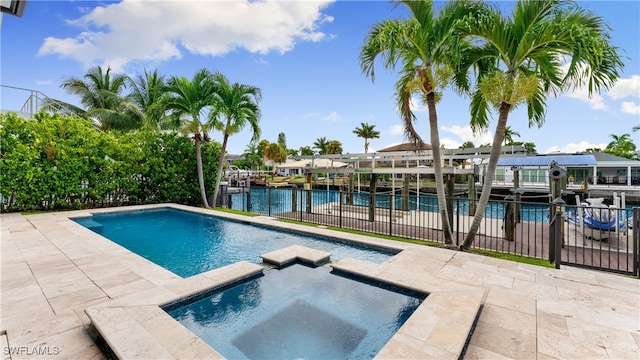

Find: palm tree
<box><xmin>605</xmin><ymin>133</ymin><xmax>636</xmax><ymax>159</ymax></box>
<box><xmin>459</xmin><ymin>141</ymin><xmax>476</xmax><ymax>169</ymax></box>
<box><xmin>458</xmin><ymin>0</ymin><xmax>623</xmax><ymax>250</ymax></box>
<box><xmin>503</xmin><ymin>126</ymin><xmax>521</xmax><ymax>145</ymax></box>
<box><xmin>313</xmin><ymin>137</ymin><xmax>329</xmax><ymax>155</ymax></box>
<box><xmin>209</xmin><ymin>72</ymin><xmax>262</xmax><ymax>207</ymax></box>
<box><xmin>264</xmin><ymin>142</ymin><xmax>287</xmax><ymax>176</ymax></box>
<box><xmin>126</xmin><ymin>69</ymin><xmax>169</xmax><ymax>130</ymax></box>
<box><xmin>360</xmin><ymin>0</ymin><xmax>482</xmax><ymax>247</ymax></box>
<box><xmin>325</xmin><ymin>140</ymin><xmax>343</xmax><ymax>155</ymax></box>
<box><xmin>243</xmin><ymin>141</ymin><xmax>262</xmax><ymax>170</ymax></box>
<box><xmin>299</xmin><ymin>146</ymin><xmax>314</xmax><ymax>156</ymax></box>
<box><xmin>60</xmin><ymin>66</ymin><xmax>141</xmax><ymax>130</ymax></box>
<box><xmin>353</xmin><ymin>122</ymin><xmax>380</xmax><ymax>153</ymax></box>
<box><xmin>164</xmin><ymin>68</ymin><xmax>216</xmax><ymax>208</ymax></box>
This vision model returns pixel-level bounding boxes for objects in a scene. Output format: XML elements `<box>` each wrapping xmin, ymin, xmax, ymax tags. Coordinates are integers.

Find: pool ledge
<box><xmin>261</xmin><ymin>244</ymin><xmax>331</xmax><ymax>267</ymax></box>
<box><xmin>85</xmin><ymin>261</ymin><xmax>264</xmax><ymax>359</ymax></box>
<box><xmin>332</xmin><ymin>258</ymin><xmax>485</xmax><ymax>359</ymax></box>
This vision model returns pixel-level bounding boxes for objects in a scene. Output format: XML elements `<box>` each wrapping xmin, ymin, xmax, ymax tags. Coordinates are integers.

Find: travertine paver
<box><xmin>1</xmin><ymin>204</ymin><xmax>639</xmax><ymax>359</ymax></box>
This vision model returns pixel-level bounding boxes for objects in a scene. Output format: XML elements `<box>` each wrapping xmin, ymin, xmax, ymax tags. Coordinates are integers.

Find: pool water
<box><xmin>73</xmin><ymin>208</ymin><xmax>394</xmax><ymax>277</ymax></box>
<box><xmin>164</xmin><ymin>264</ymin><xmax>425</xmax><ymax>359</ymax></box>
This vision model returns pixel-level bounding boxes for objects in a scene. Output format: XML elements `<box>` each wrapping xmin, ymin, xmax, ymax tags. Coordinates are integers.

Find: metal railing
<box><xmin>229</xmin><ymin>186</ymin><xmax>639</xmax><ymax>276</ymax></box>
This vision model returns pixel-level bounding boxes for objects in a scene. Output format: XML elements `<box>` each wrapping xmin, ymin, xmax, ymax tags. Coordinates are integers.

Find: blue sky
<box><xmin>1</xmin><ymin>0</ymin><xmax>639</xmax><ymax>155</ymax></box>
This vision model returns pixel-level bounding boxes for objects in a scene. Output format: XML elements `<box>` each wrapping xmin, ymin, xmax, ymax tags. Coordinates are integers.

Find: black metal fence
<box><xmin>229</xmin><ymin>187</ymin><xmax>639</xmax><ymax>276</ymax></box>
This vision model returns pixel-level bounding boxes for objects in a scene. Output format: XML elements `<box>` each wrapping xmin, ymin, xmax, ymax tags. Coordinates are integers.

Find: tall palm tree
<box><xmin>353</xmin><ymin>122</ymin><xmax>380</xmax><ymax>153</ymax></box>
<box><xmin>458</xmin><ymin>0</ymin><xmax>623</xmax><ymax>250</ymax></box>
<box><xmin>313</xmin><ymin>137</ymin><xmax>329</xmax><ymax>155</ymax></box>
<box><xmin>360</xmin><ymin>0</ymin><xmax>482</xmax><ymax>247</ymax></box>
<box><xmin>209</xmin><ymin>72</ymin><xmax>262</xmax><ymax>207</ymax></box>
<box><xmin>126</xmin><ymin>69</ymin><xmax>169</xmax><ymax>130</ymax></box>
<box><xmin>164</xmin><ymin>68</ymin><xmax>216</xmax><ymax>208</ymax></box>
<box><xmin>60</xmin><ymin>66</ymin><xmax>141</xmax><ymax>130</ymax></box>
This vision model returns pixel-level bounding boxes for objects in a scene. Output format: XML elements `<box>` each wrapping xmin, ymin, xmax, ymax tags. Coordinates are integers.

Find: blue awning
<box><xmin>497</xmin><ymin>154</ymin><xmax>597</xmax><ymax>167</ymax></box>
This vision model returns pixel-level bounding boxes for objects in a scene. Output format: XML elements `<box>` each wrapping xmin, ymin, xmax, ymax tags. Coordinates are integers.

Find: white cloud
<box><xmin>409</xmin><ymin>96</ymin><xmax>427</xmax><ymax>112</ymax></box>
<box><xmin>440</xmin><ymin>124</ymin><xmax>493</xmax><ymax>146</ymax></box>
<box><xmin>323</xmin><ymin>111</ymin><xmax>339</xmax><ymax>122</ymax></box>
<box><xmin>543</xmin><ymin>141</ymin><xmax>607</xmax><ymax>154</ymax></box>
<box><xmin>608</xmin><ymin>75</ymin><xmax>640</xmax><ymax>100</ymax></box>
<box><xmin>560</xmin><ymin>61</ymin><xmax>608</xmax><ymax>111</ymax></box>
<box><xmin>388</xmin><ymin>124</ymin><xmax>403</xmax><ymax>135</ymax></box>
<box><xmin>35</xmin><ymin>79</ymin><xmax>53</xmax><ymax>86</ymax></box>
<box><xmin>621</xmin><ymin>101</ymin><xmax>640</xmax><ymax>115</ymax></box>
<box><xmin>38</xmin><ymin>0</ymin><xmax>335</xmax><ymax>70</ymax></box>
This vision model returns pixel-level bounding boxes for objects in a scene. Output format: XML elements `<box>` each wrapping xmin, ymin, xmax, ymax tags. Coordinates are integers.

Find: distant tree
<box><xmin>458</xmin><ymin>141</ymin><xmax>476</xmax><ymax>168</ymax></box>
<box><xmin>241</xmin><ymin>141</ymin><xmax>262</xmax><ymax>170</ymax></box>
<box><xmin>459</xmin><ymin>141</ymin><xmax>475</xmax><ymax>149</ymax></box>
<box><xmin>352</xmin><ymin>122</ymin><xmax>380</xmax><ymax>153</ymax></box>
<box><xmin>326</xmin><ymin>140</ymin><xmax>343</xmax><ymax>155</ymax></box>
<box><xmin>503</xmin><ymin>126</ymin><xmax>521</xmax><ymax>145</ymax></box>
<box><xmin>584</xmin><ymin>148</ymin><xmax>603</xmax><ymax>153</ymax></box>
<box><xmin>299</xmin><ymin>146</ymin><xmax>314</xmax><ymax>156</ymax></box>
<box><xmin>264</xmin><ymin>142</ymin><xmax>287</xmax><ymax>174</ymax></box>
<box><xmin>313</xmin><ymin>137</ymin><xmax>329</xmax><ymax>155</ymax></box>
<box><xmin>277</xmin><ymin>132</ymin><xmax>287</xmax><ymax>149</ymax></box>
<box><xmin>605</xmin><ymin>133</ymin><xmax>637</xmax><ymax>159</ymax></box>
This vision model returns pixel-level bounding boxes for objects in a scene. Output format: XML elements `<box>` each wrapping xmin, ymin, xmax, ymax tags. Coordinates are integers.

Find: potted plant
<box><xmin>568</xmin><ymin>175</ymin><xmax>574</xmax><ymax>185</ymax></box>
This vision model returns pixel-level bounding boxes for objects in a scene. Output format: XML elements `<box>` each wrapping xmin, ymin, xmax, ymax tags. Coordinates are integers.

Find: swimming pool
<box><xmin>73</xmin><ymin>208</ymin><xmax>395</xmax><ymax>277</ymax></box>
<box><xmin>164</xmin><ymin>263</ymin><xmax>425</xmax><ymax>359</ymax></box>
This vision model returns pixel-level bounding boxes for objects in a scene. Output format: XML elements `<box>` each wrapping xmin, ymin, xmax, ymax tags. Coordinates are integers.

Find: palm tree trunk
<box><xmin>461</xmin><ymin>102</ymin><xmax>511</xmax><ymax>250</ymax></box>
<box><xmin>212</xmin><ymin>135</ymin><xmax>229</xmax><ymax>207</ymax></box>
<box><xmin>427</xmin><ymin>93</ymin><xmax>454</xmax><ymax>246</ymax></box>
<box><xmin>196</xmin><ymin>138</ymin><xmax>210</xmax><ymax>208</ymax></box>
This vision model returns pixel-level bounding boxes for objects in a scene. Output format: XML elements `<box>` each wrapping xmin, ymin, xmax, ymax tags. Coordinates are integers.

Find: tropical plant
<box><xmin>313</xmin><ymin>137</ymin><xmax>329</xmax><ymax>155</ymax></box>
<box><xmin>241</xmin><ymin>141</ymin><xmax>263</xmax><ymax>170</ymax></box>
<box><xmin>299</xmin><ymin>146</ymin><xmax>314</xmax><ymax>156</ymax></box>
<box><xmin>264</xmin><ymin>142</ymin><xmax>288</xmax><ymax>175</ymax></box>
<box><xmin>458</xmin><ymin>0</ymin><xmax>623</xmax><ymax>250</ymax></box>
<box><xmin>502</xmin><ymin>126</ymin><xmax>521</xmax><ymax>145</ymax></box>
<box><xmin>352</xmin><ymin>122</ymin><xmax>380</xmax><ymax>153</ymax></box>
<box><xmin>164</xmin><ymin>68</ymin><xmax>216</xmax><ymax>208</ymax></box>
<box><xmin>605</xmin><ymin>133</ymin><xmax>637</xmax><ymax>159</ymax></box>
<box><xmin>126</xmin><ymin>68</ymin><xmax>169</xmax><ymax>130</ymax></box>
<box><xmin>209</xmin><ymin>72</ymin><xmax>262</xmax><ymax>206</ymax></box>
<box><xmin>60</xmin><ymin>66</ymin><xmax>142</xmax><ymax>131</ymax></box>
<box><xmin>325</xmin><ymin>140</ymin><xmax>343</xmax><ymax>155</ymax></box>
<box><xmin>360</xmin><ymin>0</ymin><xmax>482</xmax><ymax>246</ymax></box>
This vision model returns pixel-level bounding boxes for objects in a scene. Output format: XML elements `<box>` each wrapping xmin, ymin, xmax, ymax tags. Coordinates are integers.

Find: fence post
<box><xmin>634</xmin><ymin>207</ymin><xmax>639</xmax><ymax>276</ymax></box>
<box><xmin>550</xmin><ymin>197</ymin><xmax>565</xmax><ymax>269</ymax></box>
<box><xmin>339</xmin><ymin>190</ymin><xmax>343</xmax><ymax>228</ymax></box>
<box><xmin>268</xmin><ymin>186</ymin><xmax>272</xmax><ymax>217</ymax></box>
<box><xmin>504</xmin><ymin>195</ymin><xmax>515</xmax><ymax>241</ymax></box>
<box><xmin>389</xmin><ymin>192</ymin><xmax>394</xmax><ymax>236</ymax></box>
<box><xmin>291</xmin><ymin>185</ymin><xmax>297</xmax><ymax>213</ymax></box>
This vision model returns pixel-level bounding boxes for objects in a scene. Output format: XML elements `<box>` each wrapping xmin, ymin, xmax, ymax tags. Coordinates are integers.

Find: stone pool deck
<box><xmin>1</xmin><ymin>203</ymin><xmax>639</xmax><ymax>359</ymax></box>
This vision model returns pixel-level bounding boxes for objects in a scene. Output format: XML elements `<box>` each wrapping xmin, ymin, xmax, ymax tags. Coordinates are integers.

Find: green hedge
<box><xmin>0</xmin><ymin>112</ymin><xmax>220</xmax><ymax>212</ymax></box>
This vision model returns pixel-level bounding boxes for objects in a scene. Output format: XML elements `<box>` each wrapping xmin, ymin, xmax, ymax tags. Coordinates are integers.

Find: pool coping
<box><xmin>84</xmin><ymin>240</ymin><xmax>484</xmax><ymax>359</ymax></box>
<box><xmin>65</xmin><ymin>203</ymin><xmax>484</xmax><ymax>359</ymax></box>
